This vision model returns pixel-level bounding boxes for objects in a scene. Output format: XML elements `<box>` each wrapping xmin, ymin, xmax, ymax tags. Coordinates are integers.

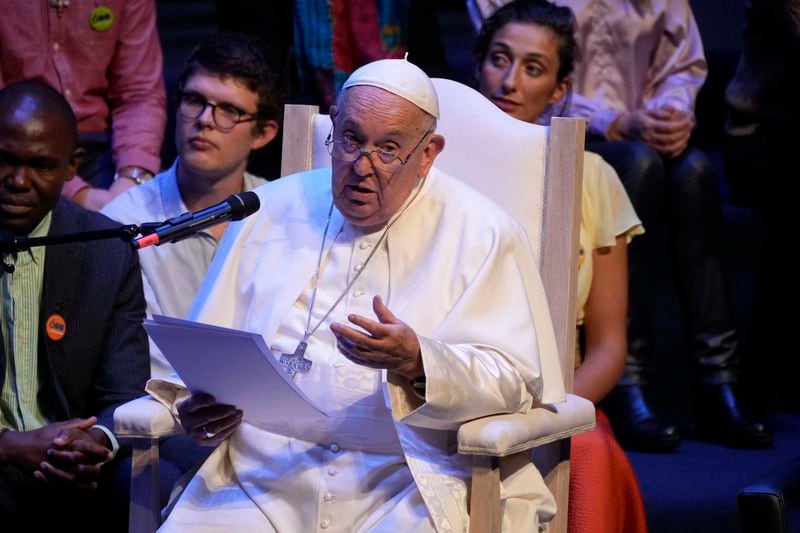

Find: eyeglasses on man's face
<box><xmin>325</xmin><ymin>129</ymin><xmax>432</xmax><ymax>173</ymax></box>
<box><xmin>177</xmin><ymin>90</ymin><xmax>258</xmax><ymax>132</ymax></box>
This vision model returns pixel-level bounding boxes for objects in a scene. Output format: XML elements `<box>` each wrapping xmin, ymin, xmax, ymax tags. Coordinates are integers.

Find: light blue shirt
<box><xmin>101</xmin><ymin>159</ymin><xmax>263</xmax><ymax>377</ymax></box>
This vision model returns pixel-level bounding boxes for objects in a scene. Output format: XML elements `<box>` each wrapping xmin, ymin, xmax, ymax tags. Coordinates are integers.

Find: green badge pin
<box><xmin>89</xmin><ymin>6</ymin><xmax>113</xmax><ymax>32</ymax></box>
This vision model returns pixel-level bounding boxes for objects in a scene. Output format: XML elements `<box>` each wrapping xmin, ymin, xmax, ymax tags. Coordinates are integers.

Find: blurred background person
<box><xmin>0</xmin><ymin>0</ymin><xmax>166</xmax><ymax>211</ymax></box>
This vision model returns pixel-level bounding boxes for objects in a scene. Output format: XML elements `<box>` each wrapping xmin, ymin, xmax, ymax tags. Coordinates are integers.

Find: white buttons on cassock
<box><xmin>320</xmin><ymin>519</ymin><xmax>331</xmax><ymax>529</ymax></box>
<box><xmin>327</xmin><ymin>467</ymin><xmax>338</xmax><ymax>477</ymax></box>
<box><xmin>329</xmin><ymin>442</ymin><xmax>340</xmax><ymax>452</ymax></box>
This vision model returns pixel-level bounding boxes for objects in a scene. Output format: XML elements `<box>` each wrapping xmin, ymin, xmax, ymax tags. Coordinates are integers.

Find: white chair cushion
<box><xmin>114</xmin><ymin>395</ymin><xmax>182</xmax><ymax>439</ymax></box>
<box><xmin>457</xmin><ymin>393</ymin><xmax>595</xmax><ymax>456</ymax></box>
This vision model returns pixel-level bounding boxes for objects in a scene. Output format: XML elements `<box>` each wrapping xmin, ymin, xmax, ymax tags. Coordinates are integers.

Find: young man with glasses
<box><xmin>102</xmin><ymin>33</ymin><xmax>280</xmax><ymax>379</ymax></box>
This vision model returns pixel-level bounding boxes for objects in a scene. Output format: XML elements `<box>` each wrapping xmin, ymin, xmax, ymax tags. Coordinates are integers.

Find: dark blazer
<box><xmin>1</xmin><ymin>199</ymin><xmax>149</xmax><ymax>431</ymax></box>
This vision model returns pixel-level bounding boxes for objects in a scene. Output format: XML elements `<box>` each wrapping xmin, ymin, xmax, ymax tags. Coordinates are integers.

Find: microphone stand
<box><xmin>0</xmin><ymin>191</ymin><xmax>259</xmax><ymax>274</ymax></box>
<box><xmin>0</xmin><ymin>224</ymin><xmax>140</xmax><ymax>276</ymax></box>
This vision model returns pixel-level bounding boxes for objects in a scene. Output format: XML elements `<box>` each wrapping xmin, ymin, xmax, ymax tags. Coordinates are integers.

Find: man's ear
<box><xmin>65</xmin><ymin>147</ymin><xmax>86</xmax><ymax>182</ymax></box>
<box><xmin>418</xmin><ymin>133</ymin><xmax>446</xmax><ymax>177</ymax></box>
<box><xmin>250</xmin><ymin>119</ymin><xmax>279</xmax><ymax>151</ymax></box>
<box><xmin>326</xmin><ymin>106</ymin><xmax>338</xmax><ymax>138</ymax></box>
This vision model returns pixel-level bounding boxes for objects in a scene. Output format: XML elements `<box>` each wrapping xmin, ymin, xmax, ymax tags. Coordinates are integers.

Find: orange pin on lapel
<box><xmin>46</xmin><ymin>314</ymin><xmax>67</xmax><ymax>341</ymax></box>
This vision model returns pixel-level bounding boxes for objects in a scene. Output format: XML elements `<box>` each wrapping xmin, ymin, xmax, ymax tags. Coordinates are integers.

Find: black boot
<box><xmin>601</xmin><ymin>385</ymin><xmax>681</xmax><ymax>452</ymax></box>
<box><xmin>695</xmin><ymin>383</ymin><xmax>773</xmax><ymax>448</ymax></box>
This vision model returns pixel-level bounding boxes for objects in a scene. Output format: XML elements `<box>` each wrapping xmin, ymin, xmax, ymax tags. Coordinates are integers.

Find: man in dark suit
<box><xmin>0</xmin><ymin>81</ymin><xmax>148</xmax><ymax>528</ymax></box>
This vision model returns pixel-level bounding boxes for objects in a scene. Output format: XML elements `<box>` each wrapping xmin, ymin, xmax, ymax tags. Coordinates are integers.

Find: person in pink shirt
<box><xmin>0</xmin><ymin>0</ymin><xmax>166</xmax><ymax>211</ymax></box>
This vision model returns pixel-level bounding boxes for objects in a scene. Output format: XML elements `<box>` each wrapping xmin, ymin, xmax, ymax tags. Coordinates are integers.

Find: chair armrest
<box><xmin>114</xmin><ymin>395</ymin><xmax>183</xmax><ymax>439</ymax></box>
<box><xmin>738</xmin><ymin>456</ymin><xmax>800</xmax><ymax>533</ymax></box>
<box><xmin>457</xmin><ymin>393</ymin><xmax>595</xmax><ymax>456</ymax></box>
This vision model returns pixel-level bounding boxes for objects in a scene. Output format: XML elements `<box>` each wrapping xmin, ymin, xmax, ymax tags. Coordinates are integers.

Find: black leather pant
<box><xmin>586</xmin><ymin>139</ymin><xmax>739</xmax><ymax>387</ymax></box>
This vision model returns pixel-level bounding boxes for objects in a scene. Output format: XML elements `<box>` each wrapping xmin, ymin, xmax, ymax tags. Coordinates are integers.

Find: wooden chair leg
<box><xmin>533</xmin><ymin>439</ymin><xmax>572</xmax><ymax>533</ymax></box>
<box><xmin>469</xmin><ymin>455</ymin><xmax>502</xmax><ymax>533</ymax></box>
<box><xmin>129</xmin><ymin>438</ymin><xmax>161</xmax><ymax>533</ymax></box>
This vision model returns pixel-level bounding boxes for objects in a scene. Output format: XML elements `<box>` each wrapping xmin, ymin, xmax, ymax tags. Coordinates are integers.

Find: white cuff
<box><xmin>91</xmin><ymin>424</ymin><xmax>120</xmax><ymax>457</ymax></box>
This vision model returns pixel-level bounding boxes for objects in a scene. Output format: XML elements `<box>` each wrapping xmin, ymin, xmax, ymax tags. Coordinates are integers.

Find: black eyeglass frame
<box><xmin>176</xmin><ymin>90</ymin><xmax>259</xmax><ymax>132</ymax></box>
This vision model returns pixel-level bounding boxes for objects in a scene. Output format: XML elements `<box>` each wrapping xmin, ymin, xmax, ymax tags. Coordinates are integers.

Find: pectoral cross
<box><xmin>279</xmin><ymin>340</ymin><xmax>313</xmax><ymax>379</ymax></box>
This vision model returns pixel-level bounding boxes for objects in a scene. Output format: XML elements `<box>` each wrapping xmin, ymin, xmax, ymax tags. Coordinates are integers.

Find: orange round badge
<box><xmin>46</xmin><ymin>314</ymin><xmax>67</xmax><ymax>341</ymax></box>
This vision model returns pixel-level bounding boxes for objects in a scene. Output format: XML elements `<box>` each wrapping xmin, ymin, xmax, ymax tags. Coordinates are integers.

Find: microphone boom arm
<box><xmin>0</xmin><ymin>224</ymin><xmax>140</xmax><ymax>254</ymax></box>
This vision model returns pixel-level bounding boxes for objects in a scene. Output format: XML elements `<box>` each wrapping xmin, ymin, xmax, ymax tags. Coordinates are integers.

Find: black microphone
<box><xmin>133</xmin><ymin>192</ymin><xmax>260</xmax><ymax>249</ymax></box>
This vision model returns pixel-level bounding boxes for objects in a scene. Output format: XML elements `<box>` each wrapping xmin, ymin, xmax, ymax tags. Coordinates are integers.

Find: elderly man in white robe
<box><xmin>147</xmin><ymin>59</ymin><xmax>565</xmax><ymax>532</ymax></box>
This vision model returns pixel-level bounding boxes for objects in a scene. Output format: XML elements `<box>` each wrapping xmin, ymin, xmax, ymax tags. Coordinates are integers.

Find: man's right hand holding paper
<box><xmin>178</xmin><ymin>393</ymin><xmax>243</xmax><ymax>447</ymax></box>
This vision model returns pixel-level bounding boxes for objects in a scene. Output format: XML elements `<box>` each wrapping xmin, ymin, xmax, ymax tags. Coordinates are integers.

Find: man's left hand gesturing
<box><xmin>331</xmin><ymin>295</ymin><xmax>424</xmax><ymax>380</ymax></box>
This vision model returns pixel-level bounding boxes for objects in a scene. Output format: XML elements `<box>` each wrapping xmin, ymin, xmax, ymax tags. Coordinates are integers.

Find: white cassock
<box><xmin>148</xmin><ymin>167</ymin><xmax>565</xmax><ymax>533</ymax></box>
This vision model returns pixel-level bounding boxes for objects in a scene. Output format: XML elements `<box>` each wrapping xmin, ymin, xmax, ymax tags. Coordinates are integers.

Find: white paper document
<box><xmin>144</xmin><ymin>316</ymin><xmax>328</xmax><ymax>425</ymax></box>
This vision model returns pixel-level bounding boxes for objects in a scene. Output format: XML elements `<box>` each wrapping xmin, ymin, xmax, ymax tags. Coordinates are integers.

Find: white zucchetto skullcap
<box><xmin>342</xmin><ymin>59</ymin><xmax>440</xmax><ymax>119</ymax></box>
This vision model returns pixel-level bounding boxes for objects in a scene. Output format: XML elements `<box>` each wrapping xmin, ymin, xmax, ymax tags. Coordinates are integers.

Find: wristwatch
<box><xmin>115</xmin><ymin>166</ymin><xmax>154</xmax><ymax>185</ymax></box>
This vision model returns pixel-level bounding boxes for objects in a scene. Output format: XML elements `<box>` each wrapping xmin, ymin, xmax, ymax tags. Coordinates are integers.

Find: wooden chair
<box><xmin>114</xmin><ymin>393</ymin><xmax>180</xmax><ymax>531</ymax></box>
<box><xmin>280</xmin><ymin>77</ymin><xmax>595</xmax><ymax>532</ymax></box>
<box><xmin>114</xmin><ymin>77</ymin><xmax>595</xmax><ymax>533</ymax></box>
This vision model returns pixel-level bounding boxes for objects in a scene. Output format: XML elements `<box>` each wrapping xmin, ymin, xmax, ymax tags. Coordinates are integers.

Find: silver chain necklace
<box><xmin>279</xmin><ymin>180</ymin><xmax>425</xmax><ymax>378</ymax></box>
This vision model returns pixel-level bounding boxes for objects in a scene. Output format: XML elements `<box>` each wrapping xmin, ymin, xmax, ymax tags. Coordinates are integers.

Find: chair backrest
<box><xmin>279</xmin><ymin>78</ymin><xmax>584</xmax><ymax>387</ymax></box>
<box><xmin>432</xmin><ymin>79</ymin><xmax>584</xmax><ymax>389</ymax></box>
